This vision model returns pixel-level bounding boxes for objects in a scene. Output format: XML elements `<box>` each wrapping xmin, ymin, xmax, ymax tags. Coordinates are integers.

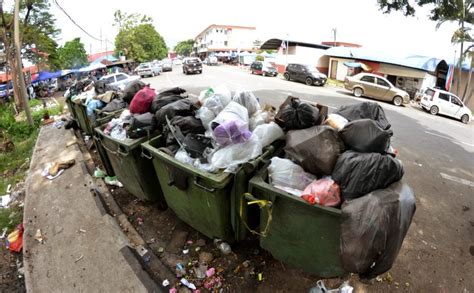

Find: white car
<box><xmin>419</xmin><ymin>87</ymin><xmax>471</xmax><ymax>124</ymax></box>
<box><xmin>136</xmin><ymin>62</ymin><xmax>161</xmax><ymax>78</ymax></box>
<box><xmin>100</xmin><ymin>73</ymin><xmax>140</xmax><ymax>90</ymax></box>
<box><xmin>173</xmin><ymin>59</ymin><xmax>183</xmax><ymax>65</ymax></box>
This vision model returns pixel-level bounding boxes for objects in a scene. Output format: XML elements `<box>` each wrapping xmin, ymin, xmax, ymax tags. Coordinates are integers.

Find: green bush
<box><xmin>255</xmin><ymin>55</ymin><xmax>264</xmax><ymax>61</ymax></box>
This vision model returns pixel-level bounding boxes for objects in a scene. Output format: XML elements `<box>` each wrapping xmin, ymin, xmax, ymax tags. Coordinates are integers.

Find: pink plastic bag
<box><xmin>130</xmin><ymin>86</ymin><xmax>155</xmax><ymax>114</ymax></box>
<box><xmin>301</xmin><ymin>178</ymin><xmax>341</xmax><ymax>207</ymax></box>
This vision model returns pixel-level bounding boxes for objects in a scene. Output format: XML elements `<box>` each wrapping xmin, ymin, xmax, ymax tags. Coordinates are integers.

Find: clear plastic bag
<box><xmin>195</xmin><ymin>107</ymin><xmax>216</xmax><ymax>132</ymax></box>
<box><xmin>232</xmin><ymin>90</ymin><xmax>261</xmax><ymax>116</ymax></box>
<box><xmin>209</xmin><ymin>135</ymin><xmax>262</xmax><ymax>171</ymax></box>
<box><xmin>210</xmin><ymin>101</ymin><xmax>249</xmax><ymax>128</ymax></box>
<box><xmin>301</xmin><ymin>177</ymin><xmax>341</xmax><ymax>207</ymax></box>
<box><xmin>212</xmin><ymin>119</ymin><xmax>251</xmax><ymax>146</ymax></box>
<box><xmin>268</xmin><ymin>157</ymin><xmax>316</xmax><ymax>191</ymax></box>
<box><xmin>252</xmin><ymin>122</ymin><xmax>284</xmax><ymax>147</ymax></box>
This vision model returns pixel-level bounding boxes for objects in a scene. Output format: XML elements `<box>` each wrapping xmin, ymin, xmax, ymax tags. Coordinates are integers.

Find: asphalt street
<box><xmin>146</xmin><ymin>64</ymin><xmax>474</xmax><ymax>290</ymax></box>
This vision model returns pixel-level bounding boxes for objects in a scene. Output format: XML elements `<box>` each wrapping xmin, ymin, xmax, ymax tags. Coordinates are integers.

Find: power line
<box><xmin>53</xmin><ymin>0</ymin><xmax>103</xmax><ymax>42</ymax></box>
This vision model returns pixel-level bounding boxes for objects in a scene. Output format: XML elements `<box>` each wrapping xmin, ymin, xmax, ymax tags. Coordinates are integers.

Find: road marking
<box><xmin>424</xmin><ymin>131</ymin><xmax>474</xmax><ymax>147</ymax></box>
<box><xmin>165</xmin><ymin>72</ymin><xmax>175</xmax><ymax>86</ymax></box>
<box><xmin>440</xmin><ymin>173</ymin><xmax>474</xmax><ymax>188</ymax></box>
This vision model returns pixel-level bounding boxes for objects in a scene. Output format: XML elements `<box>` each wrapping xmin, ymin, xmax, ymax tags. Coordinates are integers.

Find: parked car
<box><xmin>284</xmin><ymin>63</ymin><xmax>327</xmax><ymax>86</ymax></box>
<box><xmin>182</xmin><ymin>58</ymin><xmax>203</xmax><ymax>75</ymax></box>
<box><xmin>250</xmin><ymin>61</ymin><xmax>278</xmax><ymax>77</ymax></box>
<box><xmin>136</xmin><ymin>62</ymin><xmax>161</xmax><ymax>78</ymax></box>
<box><xmin>418</xmin><ymin>87</ymin><xmax>471</xmax><ymax>124</ymax></box>
<box><xmin>344</xmin><ymin>73</ymin><xmax>410</xmax><ymax>106</ymax></box>
<box><xmin>0</xmin><ymin>83</ymin><xmax>13</xmax><ymax>100</ymax></box>
<box><xmin>203</xmin><ymin>56</ymin><xmax>218</xmax><ymax>66</ymax></box>
<box><xmin>161</xmin><ymin>59</ymin><xmax>173</xmax><ymax>72</ymax></box>
<box><xmin>100</xmin><ymin>73</ymin><xmax>140</xmax><ymax>90</ymax></box>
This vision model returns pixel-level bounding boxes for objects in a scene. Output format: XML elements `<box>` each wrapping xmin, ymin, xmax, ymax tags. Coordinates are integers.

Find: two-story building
<box><xmin>193</xmin><ymin>24</ymin><xmax>257</xmax><ymax>59</ymax></box>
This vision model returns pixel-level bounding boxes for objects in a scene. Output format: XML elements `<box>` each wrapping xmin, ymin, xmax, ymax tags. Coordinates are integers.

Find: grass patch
<box><xmin>0</xmin><ymin>206</ymin><xmax>23</xmax><ymax>233</ymax></box>
<box><xmin>326</xmin><ymin>78</ymin><xmax>344</xmax><ymax>88</ymax></box>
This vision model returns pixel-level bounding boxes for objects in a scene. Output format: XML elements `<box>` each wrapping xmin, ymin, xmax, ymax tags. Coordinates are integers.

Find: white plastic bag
<box><xmin>232</xmin><ymin>90</ymin><xmax>261</xmax><ymax>116</ymax></box>
<box><xmin>213</xmin><ymin>85</ymin><xmax>232</xmax><ymax>103</ymax></box>
<box><xmin>209</xmin><ymin>135</ymin><xmax>262</xmax><ymax>171</ymax></box>
<box><xmin>202</xmin><ymin>94</ymin><xmax>231</xmax><ymax>116</ymax></box>
<box><xmin>195</xmin><ymin>107</ymin><xmax>216</xmax><ymax>131</ymax></box>
<box><xmin>175</xmin><ymin>149</ymin><xmax>195</xmax><ymax>165</ymax></box>
<box><xmin>211</xmin><ymin>101</ymin><xmax>249</xmax><ymax>127</ymax></box>
<box><xmin>252</xmin><ymin>122</ymin><xmax>284</xmax><ymax>147</ymax></box>
<box><xmin>198</xmin><ymin>87</ymin><xmax>215</xmax><ymax>103</ymax></box>
<box><xmin>268</xmin><ymin>157</ymin><xmax>316</xmax><ymax>191</ymax></box>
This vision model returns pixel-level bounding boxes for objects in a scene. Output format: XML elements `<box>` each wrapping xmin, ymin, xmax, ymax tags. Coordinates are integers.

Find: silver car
<box><xmin>344</xmin><ymin>73</ymin><xmax>410</xmax><ymax>106</ymax></box>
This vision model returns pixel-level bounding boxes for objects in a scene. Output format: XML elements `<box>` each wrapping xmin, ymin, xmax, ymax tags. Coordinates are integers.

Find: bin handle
<box><xmin>193</xmin><ymin>178</ymin><xmax>215</xmax><ymax>193</ymax></box>
<box><xmin>100</xmin><ymin>141</ymin><xmax>119</xmax><ymax>155</ymax></box>
<box><xmin>141</xmin><ymin>149</ymin><xmax>153</xmax><ymax>160</ymax></box>
<box><xmin>239</xmin><ymin>192</ymin><xmax>273</xmax><ymax>238</ymax></box>
<box><xmin>117</xmin><ymin>146</ymin><xmax>129</xmax><ymax>157</ymax></box>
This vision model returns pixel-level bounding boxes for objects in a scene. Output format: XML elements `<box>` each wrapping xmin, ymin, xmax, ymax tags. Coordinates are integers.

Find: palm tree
<box><xmin>461</xmin><ymin>46</ymin><xmax>473</xmax><ymax>103</ymax></box>
<box><xmin>434</xmin><ymin>0</ymin><xmax>474</xmax><ymax>99</ymax></box>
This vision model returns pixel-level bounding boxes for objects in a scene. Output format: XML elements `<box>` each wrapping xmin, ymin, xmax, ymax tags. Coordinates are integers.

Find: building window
<box><xmin>224</xmin><ymin>41</ymin><xmax>228</xmax><ymax>46</ymax></box>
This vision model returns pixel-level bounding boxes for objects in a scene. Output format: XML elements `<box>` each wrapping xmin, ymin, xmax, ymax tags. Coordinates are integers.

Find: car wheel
<box><xmin>284</xmin><ymin>73</ymin><xmax>290</xmax><ymax>81</ymax></box>
<box><xmin>461</xmin><ymin>114</ymin><xmax>469</xmax><ymax>124</ymax></box>
<box><xmin>140</xmin><ymin>75</ymin><xmax>144</xmax><ymax>78</ymax></box>
<box><xmin>305</xmin><ymin>77</ymin><xmax>313</xmax><ymax>86</ymax></box>
<box><xmin>353</xmin><ymin>87</ymin><xmax>363</xmax><ymax>97</ymax></box>
<box><xmin>393</xmin><ymin>96</ymin><xmax>403</xmax><ymax>106</ymax></box>
<box><xmin>430</xmin><ymin>105</ymin><xmax>439</xmax><ymax>115</ymax></box>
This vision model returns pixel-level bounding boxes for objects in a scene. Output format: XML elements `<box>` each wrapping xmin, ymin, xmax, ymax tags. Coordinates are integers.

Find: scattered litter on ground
<box><xmin>180</xmin><ymin>278</ymin><xmax>196</xmax><ymax>290</ymax></box>
<box><xmin>93</xmin><ymin>168</ymin><xmax>106</xmax><ymax>178</ymax></box>
<box><xmin>74</xmin><ymin>254</ymin><xmax>84</xmax><ymax>263</ymax></box>
<box><xmin>104</xmin><ymin>176</ymin><xmax>123</xmax><ymax>187</ymax></box>
<box><xmin>34</xmin><ymin>229</ymin><xmax>44</xmax><ymax>243</ymax></box>
<box><xmin>6</xmin><ymin>224</ymin><xmax>24</xmax><ymax>252</ymax></box>
<box><xmin>41</xmin><ymin>159</ymin><xmax>75</xmax><ymax>180</ymax></box>
<box><xmin>77</xmin><ymin>229</ymin><xmax>87</xmax><ymax>233</ymax></box>
<box><xmin>162</xmin><ymin>279</ymin><xmax>170</xmax><ymax>287</ymax></box>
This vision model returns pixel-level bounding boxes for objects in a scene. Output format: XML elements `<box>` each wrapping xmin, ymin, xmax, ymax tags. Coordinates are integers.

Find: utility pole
<box><xmin>332</xmin><ymin>28</ymin><xmax>337</xmax><ymax>47</ymax></box>
<box><xmin>14</xmin><ymin>0</ymin><xmax>33</xmax><ymax>126</ymax></box>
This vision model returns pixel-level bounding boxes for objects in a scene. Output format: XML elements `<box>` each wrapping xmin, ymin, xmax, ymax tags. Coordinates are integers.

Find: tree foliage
<box><xmin>0</xmin><ymin>0</ymin><xmax>60</xmax><ymax>69</ymax></box>
<box><xmin>56</xmin><ymin>38</ymin><xmax>88</xmax><ymax>69</ymax></box>
<box><xmin>113</xmin><ymin>10</ymin><xmax>167</xmax><ymax>62</ymax></box>
<box><xmin>174</xmin><ymin>39</ymin><xmax>194</xmax><ymax>56</ymax></box>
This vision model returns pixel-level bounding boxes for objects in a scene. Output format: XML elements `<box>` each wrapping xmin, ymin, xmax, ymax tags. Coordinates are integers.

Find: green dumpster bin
<box><xmin>66</xmin><ymin>97</ymin><xmax>79</xmax><ymax>120</ymax></box>
<box><xmin>95</xmin><ymin>126</ymin><xmax>166</xmax><ymax>208</ymax></box>
<box><xmin>141</xmin><ymin>135</ymin><xmax>280</xmax><ymax>242</ymax></box>
<box><xmin>244</xmin><ymin>162</ymin><xmax>346</xmax><ymax>277</ymax></box>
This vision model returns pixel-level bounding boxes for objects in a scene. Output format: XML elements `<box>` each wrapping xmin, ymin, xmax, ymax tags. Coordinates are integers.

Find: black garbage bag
<box><xmin>153</xmin><ymin>99</ymin><xmax>197</xmax><ymax>129</ymax></box>
<box><xmin>275</xmin><ymin>96</ymin><xmax>320</xmax><ymax>130</ymax></box>
<box><xmin>340</xmin><ymin>180</ymin><xmax>416</xmax><ymax>279</ymax></box>
<box><xmin>332</xmin><ymin>151</ymin><xmax>404</xmax><ymax>200</ymax></box>
<box><xmin>121</xmin><ymin>80</ymin><xmax>147</xmax><ymax>103</ymax></box>
<box><xmin>150</xmin><ymin>95</ymin><xmax>185</xmax><ymax>113</ymax></box>
<box><xmin>284</xmin><ymin>125</ymin><xmax>345</xmax><ymax>176</ymax></box>
<box><xmin>130</xmin><ymin>112</ymin><xmax>154</xmax><ymax>129</ymax></box>
<box><xmin>157</xmin><ymin>87</ymin><xmax>186</xmax><ymax>98</ymax></box>
<box><xmin>101</xmin><ymin>98</ymin><xmax>127</xmax><ymax>113</ymax></box>
<box><xmin>335</xmin><ymin>102</ymin><xmax>391</xmax><ymax>130</ymax></box>
<box><xmin>339</xmin><ymin>119</ymin><xmax>393</xmax><ymax>153</ymax></box>
<box><xmin>170</xmin><ymin>116</ymin><xmax>205</xmax><ymax>135</ymax></box>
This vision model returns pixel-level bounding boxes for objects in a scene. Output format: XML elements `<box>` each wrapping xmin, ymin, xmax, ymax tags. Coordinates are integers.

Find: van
<box><xmin>419</xmin><ymin>87</ymin><xmax>471</xmax><ymax>124</ymax></box>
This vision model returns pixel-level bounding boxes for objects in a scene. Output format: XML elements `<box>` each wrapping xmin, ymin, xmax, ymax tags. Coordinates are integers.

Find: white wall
<box><xmin>378</xmin><ymin>63</ymin><xmax>426</xmax><ymax>78</ymax></box>
<box><xmin>328</xmin><ymin>57</ymin><xmax>354</xmax><ymax>81</ymax></box>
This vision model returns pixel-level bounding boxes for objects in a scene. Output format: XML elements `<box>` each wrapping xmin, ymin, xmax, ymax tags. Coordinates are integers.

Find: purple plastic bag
<box><xmin>213</xmin><ymin>119</ymin><xmax>251</xmax><ymax>146</ymax></box>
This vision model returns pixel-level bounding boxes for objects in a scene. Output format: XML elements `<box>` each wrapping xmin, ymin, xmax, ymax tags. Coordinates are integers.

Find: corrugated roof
<box><xmin>325</xmin><ymin>47</ymin><xmax>471</xmax><ymax>72</ymax></box>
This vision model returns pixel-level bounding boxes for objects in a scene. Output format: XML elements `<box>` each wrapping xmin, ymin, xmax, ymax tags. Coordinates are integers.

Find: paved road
<box><xmin>145</xmin><ymin>64</ymin><xmax>474</xmax><ymax>291</ymax></box>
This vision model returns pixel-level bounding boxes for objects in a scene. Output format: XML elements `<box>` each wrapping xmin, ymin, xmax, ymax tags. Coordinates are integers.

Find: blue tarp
<box><xmin>91</xmin><ymin>55</ymin><xmax>118</xmax><ymax>65</ymax></box>
<box><xmin>32</xmin><ymin>71</ymin><xmax>63</xmax><ymax>83</ymax></box>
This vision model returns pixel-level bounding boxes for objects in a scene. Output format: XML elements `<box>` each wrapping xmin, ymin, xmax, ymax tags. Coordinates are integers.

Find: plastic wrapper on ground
<box><xmin>340</xmin><ymin>180</ymin><xmax>416</xmax><ymax>279</ymax></box>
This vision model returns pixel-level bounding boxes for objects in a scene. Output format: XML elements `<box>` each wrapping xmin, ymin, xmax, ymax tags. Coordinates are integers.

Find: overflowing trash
<box><xmin>6</xmin><ymin>224</ymin><xmax>24</xmax><ymax>253</ymax></box>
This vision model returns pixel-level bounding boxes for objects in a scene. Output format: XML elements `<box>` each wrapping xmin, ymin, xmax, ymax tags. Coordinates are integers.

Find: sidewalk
<box><xmin>23</xmin><ymin>125</ymin><xmax>157</xmax><ymax>292</ymax></box>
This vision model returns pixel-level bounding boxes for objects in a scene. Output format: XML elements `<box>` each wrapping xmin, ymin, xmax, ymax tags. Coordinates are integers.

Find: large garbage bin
<box><xmin>243</xmin><ymin>162</ymin><xmax>345</xmax><ymax>277</ymax></box>
<box><xmin>66</xmin><ymin>98</ymin><xmax>79</xmax><ymax>120</ymax></box>
<box><xmin>141</xmin><ymin>136</ymin><xmax>280</xmax><ymax>242</ymax></box>
<box><xmin>95</xmin><ymin>126</ymin><xmax>166</xmax><ymax>208</ymax></box>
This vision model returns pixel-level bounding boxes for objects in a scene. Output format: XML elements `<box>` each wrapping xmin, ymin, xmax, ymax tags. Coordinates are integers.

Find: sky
<box><xmin>30</xmin><ymin>0</ymin><xmax>474</xmax><ymax>61</ymax></box>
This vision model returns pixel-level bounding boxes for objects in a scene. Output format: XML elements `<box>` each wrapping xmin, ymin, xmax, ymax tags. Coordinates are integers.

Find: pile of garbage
<box><xmin>149</xmin><ymin>85</ymin><xmax>283</xmax><ymax>173</ymax></box>
<box><xmin>65</xmin><ymin>78</ymin><xmax>147</xmax><ymax>123</ymax></box>
<box><xmin>266</xmin><ymin>99</ymin><xmax>416</xmax><ymax>279</ymax></box>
